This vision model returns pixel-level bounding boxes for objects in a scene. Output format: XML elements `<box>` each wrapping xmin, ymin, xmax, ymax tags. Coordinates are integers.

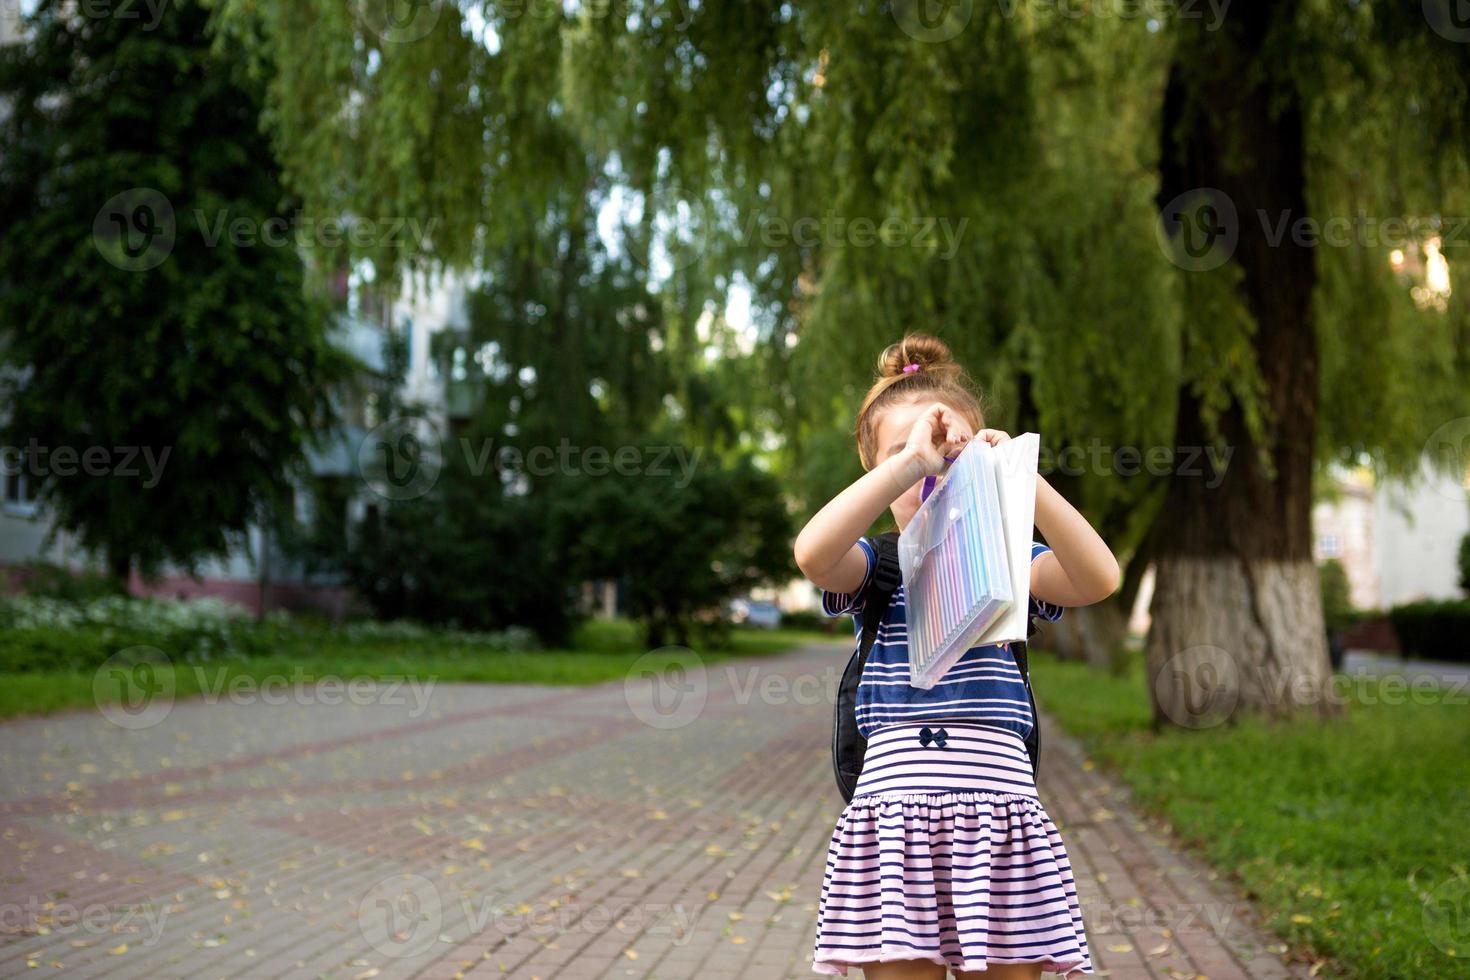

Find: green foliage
<box><xmin>13</xmin><ymin>562</ymin><xmax>126</xmax><ymax>603</ymax></box>
<box><xmin>779</xmin><ymin>609</ymin><xmax>840</xmax><ymax>635</ymax></box>
<box><xmin>1318</xmin><ymin>558</ymin><xmax>1354</xmax><ymax>634</ymax></box>
<box><xmin>0</xmin><ymin>618</ymin><xmax>822</xmax><ymax>721</ymax></box>
<box><xmin>1388</xmin><ymin>599</ymin><xmax>1470</xmax><ymax>664</ymax></box>
<box><xmin>325</xmin><ymin>466</ymin><xmax>582</xmax><ymax>643</ymax></box>
<box><xmin>1031</xmin><ymin>652</ymin><xmax>1470</xmax><ymax>980</ymax></box>
<box><xmin>551</xmin><ymin>453</ymin><xmax>794</xmax><ymax>648</ymax></box>
<box><xmin>0</xmin><ymin>0</ymin><xmax>348</xmax><ymax>578</ymax></box>
<box><xmin>205</xmin><ymin>0</ymin><xmax>1470</xmax><ymax>619</ymax></box>
<box><xmin>0</xmin><ymin>594</ymin><xmax>282</xmax><ymax>671</ymax></box>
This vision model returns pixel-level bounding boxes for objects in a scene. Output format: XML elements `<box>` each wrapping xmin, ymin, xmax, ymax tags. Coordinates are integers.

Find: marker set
<box><xmin>898</xmin><ymin>434</ymin><xmax>1041</xmax><ymax>690</ymax></box>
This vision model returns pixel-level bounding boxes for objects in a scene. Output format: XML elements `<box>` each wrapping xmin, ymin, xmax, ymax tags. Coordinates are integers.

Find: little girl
<box><xmin>795</xmin><ymin>334</ymin><xmax>1118</xmax><ymax>980</ymax></box>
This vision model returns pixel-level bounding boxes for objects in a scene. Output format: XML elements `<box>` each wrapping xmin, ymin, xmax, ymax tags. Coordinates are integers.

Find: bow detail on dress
<box><xmin>918</xmin><ymin>726</ymin><xmax>949</xmax><ymax>748</ymax></box>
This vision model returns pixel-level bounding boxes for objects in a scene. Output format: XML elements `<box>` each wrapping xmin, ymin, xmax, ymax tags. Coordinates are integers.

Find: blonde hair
<box><xmin>854</xmin><ymin>333</ymin><xmax>985</xmax><ymax>470</ymax></box>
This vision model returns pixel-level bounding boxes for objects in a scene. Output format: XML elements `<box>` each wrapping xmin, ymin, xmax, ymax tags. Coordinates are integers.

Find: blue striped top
<box><xmin>823</xmin><ymin>537</ymin><xmax>1064</xmax><ymax>741</ymax></box>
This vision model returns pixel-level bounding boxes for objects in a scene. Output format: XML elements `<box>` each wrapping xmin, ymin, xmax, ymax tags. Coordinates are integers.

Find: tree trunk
<box><xmin>1149</xmin><ymin>2</ymin><xmax>1336</xmax><ymax>727</ymax></box>
<box><xmin>1047</xmin><ymin>601</ymin><xmax>1130</xmax><ymax>671</ymax></box>
<box><xmin>1048</xmin><ymin>536</ymin><xmax>1151</xmax><ymax>672</ymax></box>
<box><xmin>109</xmin><ymin>551</ymin><xmax>132</xmax><ymax>592</ymax></box>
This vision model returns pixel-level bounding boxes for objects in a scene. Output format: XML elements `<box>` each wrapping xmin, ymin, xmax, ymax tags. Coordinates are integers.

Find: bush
<box><xmin>1386</xmin><ymin>599</ymin><xmax>1470</xmax><ymax>664</ymax></box>
<box><xmin>15</xmin><ymin>562</ymin><xmax>126</xmax><ymax>602</ymax></box>
<box><xmin>550</xmin><ymin>455</ymin><xmax>793</xmax><ymax>648</ymax></box>
<box><xmin>780</xmin><ymin>609</ymin><xmax>841</xmax><ymax>634</ymax></box>
<box><xmin>1318</xmin><ymin>558</ymin><xmax>1354</xmax><ymax>634</ymax></box>
<box><xmin>314</xmin><ymin>468</ymin><xmax>582</xmax><ymax>645</ymax></box>
<box><xmin>0</xmin><ymin>594</ymin><xmax>278</xmax><ymax>671</ymax></box>
<box><xmin>0</xmin><ymin>593</ymin><xmax>545</xmax><ymax>674</ymax></box>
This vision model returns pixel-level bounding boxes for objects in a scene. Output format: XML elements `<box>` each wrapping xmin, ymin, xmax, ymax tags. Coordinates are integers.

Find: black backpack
<box><xmin>831</xmin><ymin>531</ymin><xmax>1042</xmax><ymax>804</ymax></box>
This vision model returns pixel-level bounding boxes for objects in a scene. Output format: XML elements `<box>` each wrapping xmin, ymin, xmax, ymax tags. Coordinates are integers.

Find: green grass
<box><xmin>0</xmin><ymin>619</ymin><xmax>831</xmax><ymax>722</ymax></box>
<box><xmin>1029</xmin><ymin>652</ymin><xmax>1470</xmax><ymax>980</ymax></box>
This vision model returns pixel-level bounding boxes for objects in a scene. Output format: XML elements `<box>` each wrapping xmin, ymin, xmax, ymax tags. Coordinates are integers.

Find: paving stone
<box><xmin>0</xmin><ymin>642</ymin><xmax>1307</xmax><ymax>978</ymax></box>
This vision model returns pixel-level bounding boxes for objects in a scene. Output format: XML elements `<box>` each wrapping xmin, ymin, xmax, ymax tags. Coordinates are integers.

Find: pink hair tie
<box><xmin>902</xmin><ymin>362</ymin><xmax>921</xmax><ymax>374</ymax></box>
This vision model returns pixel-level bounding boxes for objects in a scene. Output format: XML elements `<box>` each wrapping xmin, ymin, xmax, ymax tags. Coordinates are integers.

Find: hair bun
<box><xmin>878</xmin><ymin>333</ymin><xmax>957</xmax><ymax>379</ymax></box>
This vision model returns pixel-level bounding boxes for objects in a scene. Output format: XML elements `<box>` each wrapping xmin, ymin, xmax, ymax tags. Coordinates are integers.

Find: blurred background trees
<box><xmin>3</xmin><ymin>0</ymin><xmax>1467</xmax><ymax>702</ymax></box>
<box><xmin>0</xmin><ymin>0</ymin><xmax>348</xmax><ymax>582</ymax></box>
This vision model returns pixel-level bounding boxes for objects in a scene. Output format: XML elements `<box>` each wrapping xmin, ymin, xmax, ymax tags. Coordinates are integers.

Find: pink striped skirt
<box><xmin>813</xmin><ymin>723</ymin><xmax>1093</xmax><ymax>977</ymax></box>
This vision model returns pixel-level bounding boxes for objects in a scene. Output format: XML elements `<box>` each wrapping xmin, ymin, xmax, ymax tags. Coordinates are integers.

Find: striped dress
<box><xmin>813</xmin><ymin>537</ymin><xmax>1094</xmax><ymax>977</ymax></box>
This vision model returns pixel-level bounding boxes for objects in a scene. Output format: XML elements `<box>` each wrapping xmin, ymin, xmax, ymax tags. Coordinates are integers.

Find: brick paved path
<box><xmin>0</xmin><ymin>642</ymin><xmax>1305</xmax><ymax>979</ymax></box>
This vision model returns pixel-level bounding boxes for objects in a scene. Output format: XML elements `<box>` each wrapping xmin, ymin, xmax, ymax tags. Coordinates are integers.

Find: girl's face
<box><xmin>871</xmin><ymin>395</ymin><xmax>978</xmax><ymax>530</ymax></box>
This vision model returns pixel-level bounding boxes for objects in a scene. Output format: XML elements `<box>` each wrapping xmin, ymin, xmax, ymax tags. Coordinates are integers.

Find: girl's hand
<box><xmin>903</xmin><ymin>402</ymin><xmax>972</xmax><ymax>478</ymax></box>
<box><xmin>975</xmin><ymin>428</ymin><xmax>1011</xmax><ymax>448</ymax></box>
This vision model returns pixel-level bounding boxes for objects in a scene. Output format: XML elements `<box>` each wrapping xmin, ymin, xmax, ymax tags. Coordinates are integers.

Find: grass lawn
<box><xmin>0</xmin><ymin>618</ymin><xmax>831</xmax><ymax>722</ymax></box>
<box><xmin>1029</xmin><ymin>652</ymin><xmax>1470</xmax><ymax>980</ymax></box>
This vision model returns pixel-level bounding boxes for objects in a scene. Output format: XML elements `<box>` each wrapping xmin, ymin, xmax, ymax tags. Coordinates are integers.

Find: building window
<box><xmin>3</xmin><ymin>469</ymin><xmax>38</xmax><ymax>517</ymax></box>
<box><xmin>1317</xmin><ymin>533</ymin><xmax>1341</xmax><ymax>558</ymax></box>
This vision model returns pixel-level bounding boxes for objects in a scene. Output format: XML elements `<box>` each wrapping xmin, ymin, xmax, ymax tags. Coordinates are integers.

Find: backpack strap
<box><xmin>857</xmin><ymin>532</ymin><xmax>902</xmax><ymax>661</ymax></box>
<box><xmin>1013</xmin><ymin>614</ymin><xmax>1042</xmax><ymax>774</ymax></box>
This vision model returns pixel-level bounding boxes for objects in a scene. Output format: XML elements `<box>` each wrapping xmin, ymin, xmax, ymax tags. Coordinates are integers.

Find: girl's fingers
<box><xmin>977</xmin><ymin>428</ymin><xmax>1011</xmax><ymax>447</ymax></box>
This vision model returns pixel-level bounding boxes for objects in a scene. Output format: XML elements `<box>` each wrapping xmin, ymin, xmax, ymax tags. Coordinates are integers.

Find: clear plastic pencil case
<box><xmin>899</xmin><ymin>434</ymin><xmax>1042</xmax><ymax>689</ymax></box>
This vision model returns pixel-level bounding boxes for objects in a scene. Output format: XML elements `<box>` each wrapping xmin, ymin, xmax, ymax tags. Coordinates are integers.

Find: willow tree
<box><xmin>213</xmin><ymin>0</ymin><xmax>1469</xmax><ymax>721</ymax></box>
<box><xmin>1148</xmin><ymin>1</ymin><xmax>1470</xmax><ymax>725</ymax></box>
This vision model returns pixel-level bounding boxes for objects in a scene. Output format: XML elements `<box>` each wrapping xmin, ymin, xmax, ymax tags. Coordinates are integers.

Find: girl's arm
<box><xmin>794</xmin><ymin>403</ymin><xmax>958</xmax><ymax>594</ymax></box>
<box><xmin>793</xmin><ymin>449</ymin><xmax>927</xmax><ymax>594</ymax></box>
<box><xmin>1030</xmin><ymin>474</ymin><xmax>1121</xmax><ymax>607</ymax></box>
